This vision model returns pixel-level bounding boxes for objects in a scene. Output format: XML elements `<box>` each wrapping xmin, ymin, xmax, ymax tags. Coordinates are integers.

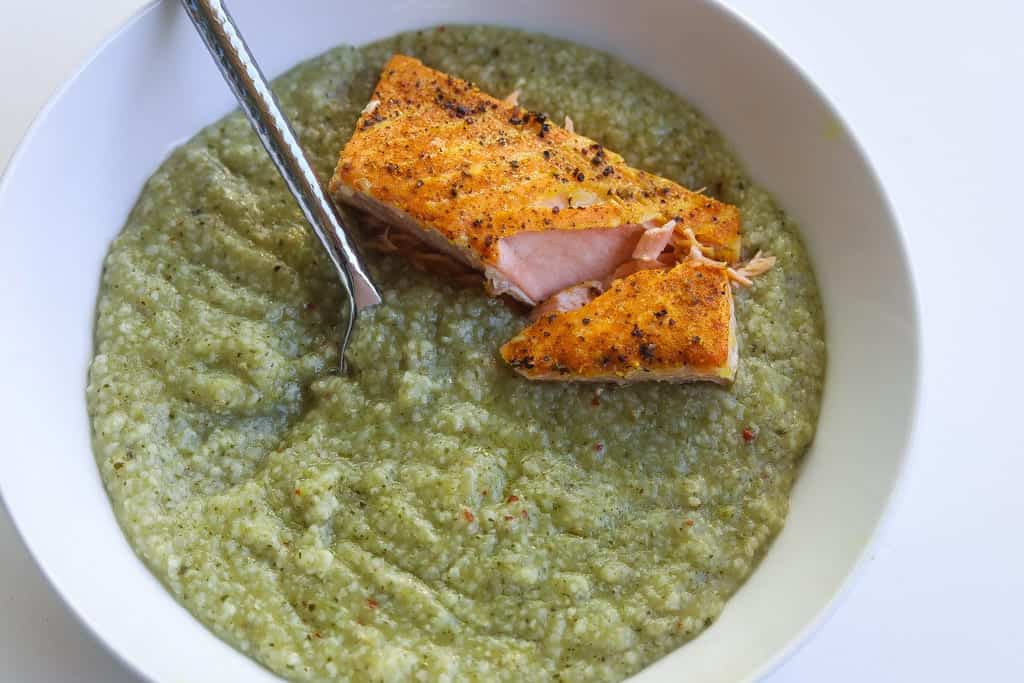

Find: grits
<box><xmin>87</xmin><ymin>26</ymin><xmax>825</xmax><ymax>682</ymax></box>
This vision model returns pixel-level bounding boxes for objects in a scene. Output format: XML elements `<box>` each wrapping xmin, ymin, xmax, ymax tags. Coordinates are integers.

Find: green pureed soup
<box><xmin>87</xmin><ymin>26</ymin><xmax>825</xmax><ymax>682</ymax></box>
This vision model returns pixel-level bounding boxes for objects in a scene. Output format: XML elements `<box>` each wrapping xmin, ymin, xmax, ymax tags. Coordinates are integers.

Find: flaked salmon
<box><xmin>500</xmin><ymin>260</ymin><xmax>737</xmax><ymax>383</ymax></box>
<box><xmin>329</xmin><ymin>54</ymin><xmax>740</xmax><ymax>305</ymax></box>
<box><xmin>330</xmin><ymin>55</ymin><xmax>770</xmax><ymax>385</ymax></box>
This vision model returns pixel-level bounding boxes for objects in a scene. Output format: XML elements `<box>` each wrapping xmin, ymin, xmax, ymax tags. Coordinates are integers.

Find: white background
<box><xmin>2</xmin><ymin>1</ymin><xmax>1022</xmax><ymax>681</ymax></box>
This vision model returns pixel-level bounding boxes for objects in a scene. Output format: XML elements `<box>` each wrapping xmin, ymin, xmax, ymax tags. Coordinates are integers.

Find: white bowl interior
<box><xmin>0</xmin><ymin>1</ymin><xmax>918</xmax><ymax>681</ymax></box>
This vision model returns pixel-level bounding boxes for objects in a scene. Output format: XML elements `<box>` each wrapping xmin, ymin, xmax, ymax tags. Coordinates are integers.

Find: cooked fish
<box><xmin>329</xmin><ymin>54</ymin><xmax>741</xmax><ymax>305</ymax></box>
<box><xmin>529</xmin><ymin>280</ymin><xmax>604</xmax><ymax>320</ymax></box>
<box><xmin>500</xmin><ymin>260</ymin><xmax>737</xmax><ymax>383</ymax></box>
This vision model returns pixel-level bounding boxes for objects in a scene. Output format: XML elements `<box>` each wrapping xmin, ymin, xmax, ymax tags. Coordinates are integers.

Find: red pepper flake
<box><xmin>742</xmin><ymin>427</ymin><xmax>756</xmax><ymax>443</ymax></box>
<box><xmin>591</xmin><ymin>395</ymin><xmax>601</xmax><ymax>406</ymax></box>
<box><xmin>304</xmin><ymin>302</ymin><xmax>317</xmax><ymax>311</ymax></box>
<box><xmin>506</xmin><ymin>495</ymin><xmax>519</xmax><ymax>503</ymax></box>
<box><xmin>463</xmin><ymin>508</ymin><xmax>475</xmax><ymax>523</ymax></box>
<box><xmin>294</xmin><ymin>488</ymin><xmax>302</xmax><ymax>496</ymax></box>
<box><xmin>685</xmin><ymin>519</ymin><xmax>695</xmax><ymax>527</ymax></box>
<box><xmin>504</xmin><ymin>515</ymin><xmax>514</xmax><ymax>521</ymax></box>
<box><xmin>313</xmin><ymin>631</ymin><xmax>322</xmax><ymax>639</ymax></box>
<box><xmin>367</xmin><ymin>598</ymin><xmax>379</xmax><ymax>609</ymax></box>
<box><xmin>595</xmin><ymin>442</ymin><xmax>604</xmax><ymax>452</ymax></box>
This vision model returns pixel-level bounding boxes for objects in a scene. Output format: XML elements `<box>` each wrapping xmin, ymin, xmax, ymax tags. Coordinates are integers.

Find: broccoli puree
<box><xmin>87</xmin><ymin>25</ymin><xmax>825</xmax><ymax>682</ymax></box>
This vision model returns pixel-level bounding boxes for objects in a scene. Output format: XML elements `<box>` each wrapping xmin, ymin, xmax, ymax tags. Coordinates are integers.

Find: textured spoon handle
<box><xmin>179</xmin><ymin>0</ymin><xmax>382</xmax><ymax>319</ymax></box>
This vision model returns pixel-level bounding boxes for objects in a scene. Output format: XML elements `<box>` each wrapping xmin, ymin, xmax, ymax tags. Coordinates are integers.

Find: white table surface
<box><xmin>2</xmin><ymin>1</ymin><xmax>1023</xmax><ymax>681</ymax></box>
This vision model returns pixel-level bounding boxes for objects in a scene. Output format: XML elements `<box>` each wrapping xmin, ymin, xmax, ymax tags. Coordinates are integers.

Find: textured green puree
<box><xmin>87</xmin><ymin>26</ymin><xmax>825</xmax><ymax>682</ymax></box>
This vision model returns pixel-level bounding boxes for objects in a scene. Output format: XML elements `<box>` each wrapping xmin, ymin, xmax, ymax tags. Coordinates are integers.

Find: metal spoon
<box><xmin>180</xmin><ymin>0</ymin><xmax>382</xmax><ymax>373</ymax></box>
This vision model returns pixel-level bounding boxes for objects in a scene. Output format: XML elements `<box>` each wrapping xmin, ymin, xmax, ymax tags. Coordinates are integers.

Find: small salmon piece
<box><xmin>529</xmin><ymin>280</ymin><xmax>604</xmax><ymax>320</ymax></box>
<box><xmin>631</xmin><ymin>219</ymin><xmax>676</xmax><ymax>261</ymax></box>
<box><xmin>329</xmin><ymin>55</ymin><xmax>741</xmax><ymax>305</ymax></box>
<box><xmin>500</xmin><ymin>261</ymin><xmax>737</xmax><ymax>383</ymax></box>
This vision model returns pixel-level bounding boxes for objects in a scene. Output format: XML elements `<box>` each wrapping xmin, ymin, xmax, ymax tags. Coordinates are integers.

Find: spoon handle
<box><xmin>180</xmin><ymin>0</ymin><xmax>382</xmax><ymax>369</ymax></box>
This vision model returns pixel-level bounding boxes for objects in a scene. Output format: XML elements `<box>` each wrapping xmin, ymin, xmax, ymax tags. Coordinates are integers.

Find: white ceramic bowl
<box><xmin>0</xmin><ymin>1</ymin><xmax>919</xmax><ymax>681</ymax></box>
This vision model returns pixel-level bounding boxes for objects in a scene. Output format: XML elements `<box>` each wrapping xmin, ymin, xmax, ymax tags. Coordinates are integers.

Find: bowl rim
<box><xmin>703</xmin><ymin>2</ymin><xmax>923</xmax><ymax>680</ymax></box>
<box><xmin>0</xmin><ymin>2</ymin><xmax>923</xmax><ymax>681</ymax></box>
<box><xmin>0</xmin><ymin>5</ymin><xmax>168</xmax><ymax>681</ymax></box>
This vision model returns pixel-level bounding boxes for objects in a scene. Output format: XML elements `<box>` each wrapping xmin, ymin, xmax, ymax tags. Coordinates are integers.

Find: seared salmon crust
<box><xmin>331</xmin><ymin>54</ymin><xmax>748</xmax><ymax>384</ymax></box>
<box><xmin>330</xmin><ymin>55</ymin><xmax>740</xmax><ymax>305</ymax></box>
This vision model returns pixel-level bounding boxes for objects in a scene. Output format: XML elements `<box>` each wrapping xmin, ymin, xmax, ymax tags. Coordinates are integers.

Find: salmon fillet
<box><xmin>500</xmin><ymin>261</ymin><xmax>737</xmax><ymax>383</ymax></box>
<box><xmin>329</xmin><ymin>54</ymin><xmax>741</xmax><ymax>305</ymax></box>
